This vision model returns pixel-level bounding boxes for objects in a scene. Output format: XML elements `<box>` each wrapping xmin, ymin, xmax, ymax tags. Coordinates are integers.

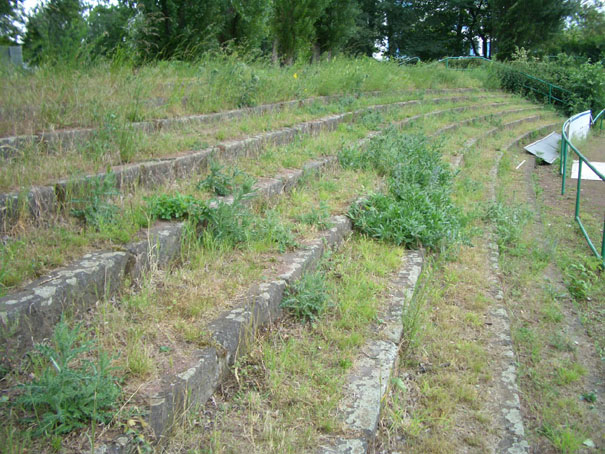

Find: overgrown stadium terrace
<box><xmin>0</xmin><ymin>60</ymin><xmax>603</xmax><ymax>454</ymax></box>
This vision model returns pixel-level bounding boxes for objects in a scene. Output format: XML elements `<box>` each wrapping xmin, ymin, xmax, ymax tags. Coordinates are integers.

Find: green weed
<box><xmin>345</xmin><ymin>131</ymin><xmax>461</xmax><ymax>250</ymax></box>
<box><xmin>484</xmin><ymin>201</ymin><xmax>532</xmax><ymax>249</ymax></box>
<box><xmin>564</xmin><ymin>261</ymin><xmax>598</xmax><ymax>300</ymax></box>
<box><xmin>294</xmin><ymin>201</ymin><xmax>332</xmax><ymax>229</ymax></box>
<box><xmin>70</xmin><ymin>173</ymin><xmax>119</xmax><ymax>229</ymax></box>
<box><xmin>197</xmin><ymin>160</ymin><xmax>256</xmax><ymax>196</ymax></box>
<box><xmin>282</xmin><ymin>272</ymin><xmax>332</xmax><ymax>321</ymax></box>
<box><xmin>15</xmin><ymin>321</ymin><xmax>120</xmax><ymax>436</ymax></box>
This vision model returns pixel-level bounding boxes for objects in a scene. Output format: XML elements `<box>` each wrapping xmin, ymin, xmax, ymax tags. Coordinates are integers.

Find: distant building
<box><xmin>0</xmin><ymin>46</ymin><xmax>24</xmax><ymax>67</ymax></box>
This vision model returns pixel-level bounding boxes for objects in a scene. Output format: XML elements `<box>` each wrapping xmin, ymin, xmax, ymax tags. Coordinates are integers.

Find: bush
<box><xmin>16</xmin><ymin>321</ymin><xmax>120</xmax><ymax>436</ymax></box>
<box><xmin>490</xmin><ymin>54</ymin><xmax>605</xmax><ymax>115</ymax></box>
<box><xmin>344</xmin><ymin>131</ymin><xmax>462</xmax><ymax>250</ymax></box>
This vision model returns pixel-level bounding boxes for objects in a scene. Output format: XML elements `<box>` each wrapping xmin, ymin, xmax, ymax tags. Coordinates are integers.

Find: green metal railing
<box><xmin>439</xmin><ymin>56</ymin><xmax>574</xmax><ymax>108</ymax></box>
<box><xmin>560</xmin><ymin>108</ymin><xmax>605</xmax><ymax>267</ymax></box>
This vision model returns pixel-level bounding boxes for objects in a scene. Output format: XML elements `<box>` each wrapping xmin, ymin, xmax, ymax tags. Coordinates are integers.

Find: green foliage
<box><xmin>197</xmin><ymin>160</ymin><xmax>256</xmax><ymax>196</ymax></box>
<box><xmin>254</xmin><ymin>210</ymin><xmax>299</xmax><ymax>253</ymax></box>
<box><xmin>344</xmin><ymin>131</ymin><xmax>462</xmax><ymax>250</ymax></box>
<box><xmin>22</xmin><ymin>0</ymin><xmax>88</xmax><ymax>64</ymax></box>
<box><xmin>147</xmin><ymin>193</ymin><xmax>205</xmax><ymax>221</ymax></box>
<box><xmin>88</xmin><ymin>111</ymin><xmax>141</xmax><ymax>162</ymax></box>
<box><xmin>147</xmin><ymin>192</ymin><xmax>297</xmax><ymax>251</ymax></box>
<box><xmin>491</xmin><ymin>54</ymin><xmax>605</xmax><ymax>114</ymax></box>
<box><xmin>484</xmin><ymin>201</ymin><xmax>532</xmax><ymax>250</ymax></box>
<box><xmin>0</xmin><ymin>0</ymin><xmax>22</xmax><ymax>44</ymax></box>
<box><xmin>282</xmin><ymin>271</ymin><xmax>332</xmax><ymax>321</ymax></box>
<box><xmin>15</xmin><ymin>321</ymin><xmax>120</xmax><ymax>436</ymax></box>
<box><xmin>70</xmin><ymin>173</ymin><xmax>119</xmax><ymax>229</ymax></box>
<box><xmin>565</xmin><ymin>260</ymin><xmax>599</xmax><ymax>300</ymax></box>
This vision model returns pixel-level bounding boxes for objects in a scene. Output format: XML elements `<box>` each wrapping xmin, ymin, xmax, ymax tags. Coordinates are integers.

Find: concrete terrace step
<box><xmin>0</xmin><ymin>103</ymin><xmax>528</xmax><ymax>357</ymax></box>
<box><xmin>0</xmin><ymin>88</ymin><xmax>484</xmax><ymax>157</ymax></box>
<box><xmin>0</xmin><ymin>94</ymin><xmax>500</xmax><ymax>232</ymax></box>
<box><xmin>316</xmin><ymin>122</ymin><xmax>562</xmax><ymax>454</ymax></box>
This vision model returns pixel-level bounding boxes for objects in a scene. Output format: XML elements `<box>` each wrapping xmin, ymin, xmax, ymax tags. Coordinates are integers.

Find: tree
<box><xmin>314</xmin><ymin>0</ymin><xmax>360</xmax><ymax>57</ymax></box>
<box><xmin>346</xmin><ymin>0</ymin><xmax>383</xmax><ymax>56</ymax></box>
<box><xmin>22</xmin><ymin>0</ymin><xmax>87</xmax><ymax>63</ymax></box>
<box><xmin>384</xmin><ymin>0</ymin><xmax>467</xmax><ymax>60</ymax></box>
<box><xmin>1</xmin><ymin>0</ymin><xmax>23</xmax><ymax>45</ymax></box>
<box><xmin>547</xmin><ymin>0</ymin><xmax>605</xmax><ymax>62</ymax></box>
<box><xmin>492</xmin><ymin>0</ymin><xmax>574</xmax><ymax>59</ymax></box>
<box><xmin>271</xmin><ymin>0</ymin><xmax>330</xmax><ymax>63</ymax></box>
<box><xmin>86</xmin><ymin>3</ymin><xmax>134</xmax><ymax>57</ymax></box>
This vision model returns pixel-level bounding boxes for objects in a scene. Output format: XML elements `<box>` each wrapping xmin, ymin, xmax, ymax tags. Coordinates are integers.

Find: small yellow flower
<box><xmin>293</xmin><ymin>73</ymin><xmax>298</xmax><ymax>79</ymax></box>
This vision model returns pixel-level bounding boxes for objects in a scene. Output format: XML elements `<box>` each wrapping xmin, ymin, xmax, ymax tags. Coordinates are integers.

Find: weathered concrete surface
<box><xmin>109</xmin><ymin>216</ymin><xmax>353</xmax><ymax>448</ymax></box>
<box><xmin>0</xmin><ymin>251</ymin><xmax>129</xmax><ymax>351</ymax></box>
<box><xmin>0</xmin><ymin>93</ymin><xmax>492</xmax><ymax>232</ymax></box>
<box><xmin>318</xmin><ymin>250</ymin><xmax>424</xmax><ymax>453</ymax></box>
<box><xmin>0</xmin><ymin>88</ymin><xmax>483</xmax><ymax>158</ymax></box>
<box><xmin>0</xmin><ymin>148</ymin><xmax>339</xmax><ymax>359</ymax></box>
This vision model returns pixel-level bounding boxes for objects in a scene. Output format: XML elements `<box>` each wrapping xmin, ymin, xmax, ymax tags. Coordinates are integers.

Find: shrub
<box><xmin>345</xmin><ymin>131</ymin><xmax>462</xmax><ymax>250</ymax></box>
<box><xmin>489</xmin><ymin>54</ymin><xmax>605</xmax><ymax>115</ymax></box>
<box><xmin>15</xmin><ymin>321</ymin><xmax>120</xmax><ymax>436</ymax></box>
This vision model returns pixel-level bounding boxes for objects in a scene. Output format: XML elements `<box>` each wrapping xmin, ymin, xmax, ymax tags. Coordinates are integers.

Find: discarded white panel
<box><xmin>567</xmin><ymin>110</ymin><xmax>591</xmax><ymax>142</ymax></box>
<box><xmin>524</xmin><ymin>132</ymin><xmax>561</xmax><ymax>164</ymax></box>
<box><xmin>571</xmin><ymin>160</ymin><xmax>605</xmax><ymax>181</ymax></box>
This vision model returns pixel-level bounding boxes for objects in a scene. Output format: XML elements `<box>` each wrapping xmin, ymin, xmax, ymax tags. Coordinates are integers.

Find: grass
<box><xmin>0</xmin><ymin>90</ymin><xmax>508</xmax><ymax>192</ymax></box>
<box><xmin>377</xmin><ymin>108</ymin><xmax>574</xmax><ymax>453</ymax></box>
<box><xmin>0</xmin><ymin>78</ymin><xmax>570</xmax><ymax>451</ymax></box>
<box><xmin>165</xmin><ymin>235</ymin><xmax>405</xmax><ymax>453</ymax></box>
<box><xmin>0</xmin><ymin>95</ymin><xmax>524</xmax><ymax>292</ymax></box>
<box><xmin>0</xmin><ymin>56</ymin><xmax>487</xmax><ymax>137</ymax></box>
<box><xmin>489</xmin><ymin>127</ymin><xmax>603</xmax><ymax>451</ymax></box>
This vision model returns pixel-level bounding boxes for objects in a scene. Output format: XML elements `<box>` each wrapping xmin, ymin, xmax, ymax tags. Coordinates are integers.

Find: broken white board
<box><xmin>567</xmin><ymin>110</ymin><xmax>591</xmax><ymax>143</ymax></box>
<box><xmin>571</xmin><ymin>160</ymin><xmax>605</xmax><ymax>181</ymax></box>
<box><xmin>524</xmin><ymin>131</ymin><xmax>561</xmax><ymax>164</ymax></box>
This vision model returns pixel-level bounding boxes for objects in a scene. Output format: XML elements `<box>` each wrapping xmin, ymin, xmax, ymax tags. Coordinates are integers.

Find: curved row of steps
<box><xmin>0</xmin><ymin>89</ymin><xmax>570</xmax><ymax>453</ymax></box>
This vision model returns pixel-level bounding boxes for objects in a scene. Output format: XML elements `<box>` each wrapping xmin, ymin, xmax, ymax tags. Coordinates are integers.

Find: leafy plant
<box><xmin>146</xmin><ymin>193</ymin><xmax>204</xmax><ymax>220</ymax></box>
<box><xmin>565</xmin><ymin>261</ymin><xmax>598</xmax><ymax>300</ymax></box>
<box><xmin>281</xmin><ymin>272</ymin><xmax>331</xmax><ymax>321</ymax></box>
<box><xmin>15</xmin><ymin>321</ymin><xmax>120</xmax><ymax>436</ymax></box>
<box><xmin>255</xmin><ymin>210</ymin><xmax>298</xmax><ymax>252</ymax></box>
<box><xmin>70</xmin><ymin>173</ymin><xmax>119</xmax><ymax>229</ymax></box>
<box><xmin>197</xmin><ymin>160</ymin><xmax>256</xmax><ymax>196</ymax></box>
<box><xmin>345</xmin><ymin>131</ymin><xmax>462</xmax><ymax>250</ymax></box>
<box><xmin>147</xmin><ymin>191</ymin><xmax>295</xmax><ymax>251</ymax></box>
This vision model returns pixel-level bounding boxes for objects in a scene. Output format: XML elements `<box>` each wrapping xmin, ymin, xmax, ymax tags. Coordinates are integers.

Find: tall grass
<box><xmin>1</xmin><ymin>55</ymin><xmax>482</xmax><ymax>136</ymax></box>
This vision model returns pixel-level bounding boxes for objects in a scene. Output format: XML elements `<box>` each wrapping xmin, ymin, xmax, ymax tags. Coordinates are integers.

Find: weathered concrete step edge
<box><xmin>317</xmin><ymin>250</ymin><xmax>424</xmax><ymax>454</ymax></box>
<box><xmin>96</xmin><ymin>215</ymin><xmax>353</xmax><ymax>454</ymax></box>
<box><xmin>454</xmin><ymin>113</ymin><xmax>546</xmax><ymax>169</ymax></box>
<box><xmin>0</xmin><ymin>102</ymin><xmax>525</xmax><ymax>353</ymax></box>
<box><xmin>432</xmin><ymin>106</ymin><xmax>537</xmax><ymax>137</ymax></box>
<box><xmin>0</xmin><ymin>88</ymin><xmax>484</xmax><ymax>155</ymax></box>
<box><xmin>478</xmin><ymin>128</ymin><xmax>556</xmax><ymax>454</ymax></box>
<box><xmin>0</xmin><ymin>94</ymin><xmax>497</xmax><ymax>232</ymax></box>
<box><xmin>0</xmin><ymin>156</ymin><xmax>338</xmax><ymax>355</ymax></box>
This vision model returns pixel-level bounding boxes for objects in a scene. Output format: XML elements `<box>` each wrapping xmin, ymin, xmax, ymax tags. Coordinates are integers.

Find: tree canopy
<box><xmin>0</xmin><ymin>0</ymin><xmax>602</xmax><ymax>64</ymax></box>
